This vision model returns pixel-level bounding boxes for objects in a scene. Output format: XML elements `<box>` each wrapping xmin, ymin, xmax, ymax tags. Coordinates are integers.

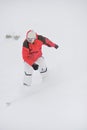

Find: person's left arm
<box><xmin>38</xmin><ymin>35</ymin><xmax>59</xmax><ymax>49</ymax></box>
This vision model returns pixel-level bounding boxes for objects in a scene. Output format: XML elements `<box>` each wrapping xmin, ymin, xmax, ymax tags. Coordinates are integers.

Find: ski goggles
<box><xmin>27</xmin><ymin>38</ymin><xmax>36</xmax><ymax>43</ymax></box>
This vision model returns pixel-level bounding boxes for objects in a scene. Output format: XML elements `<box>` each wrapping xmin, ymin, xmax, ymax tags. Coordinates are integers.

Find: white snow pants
<box><xmin>23</xmin><ymin>57</ymin><xmax>47</xmax><ymax>86</ymax></box>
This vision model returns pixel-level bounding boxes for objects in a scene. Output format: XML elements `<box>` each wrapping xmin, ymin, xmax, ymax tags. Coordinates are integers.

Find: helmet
<box><xmin>26</xmin><ymin>30</ymin><xmax>36</xmax><ymax>43</ymax></box>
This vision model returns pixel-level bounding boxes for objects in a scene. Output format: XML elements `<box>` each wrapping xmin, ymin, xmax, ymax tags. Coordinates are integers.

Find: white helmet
<box><xmin>26</xmin><ymin>30</ymin><xmax>36</xmax><ymax>43</ymax></box>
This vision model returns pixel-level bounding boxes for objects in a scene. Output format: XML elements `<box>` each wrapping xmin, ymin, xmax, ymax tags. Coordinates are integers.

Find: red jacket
<box><xmin>22</xmin><ymin>35</ymin><xmax>56</xmax><ymax>66</ymax></box>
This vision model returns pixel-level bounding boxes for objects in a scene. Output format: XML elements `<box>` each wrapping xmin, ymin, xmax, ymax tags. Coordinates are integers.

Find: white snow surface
<box><xmin>0</xmin><ymin>0</ymin><xmax>87</xmax><ymax>130</ymax></box>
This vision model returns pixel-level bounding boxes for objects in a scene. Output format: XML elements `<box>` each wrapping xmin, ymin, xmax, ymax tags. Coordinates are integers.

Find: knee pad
<box><xmin>24</xmin><ymin>72</ymin><xmax>32</xmax><ymax>76</ymax></box>
<box><xmin>40</xmin><ymin>68</ymin><xmax>47</xmax><ymax>74</ymax></box>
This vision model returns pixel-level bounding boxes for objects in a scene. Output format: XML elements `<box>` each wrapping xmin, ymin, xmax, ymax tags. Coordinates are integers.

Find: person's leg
<box><xmin>23</xmin><ymin>62</ymin><xmax>33</xmax><ymax>86</ymax></box>
<box><xmin>36</xmin><ymin>57</ymin><xmax>47</xmax><ymax>79</ymax></box>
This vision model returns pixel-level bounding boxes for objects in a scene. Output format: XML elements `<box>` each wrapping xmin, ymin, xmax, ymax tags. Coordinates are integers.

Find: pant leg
<box><xmin>23</xmin><ymin>62</ymin><xmax>33</xmax><ymax>86</ymax></box>
<box><xmin>36</xmin><ymin>57</ymin><xmax>47</xmax><ymax>79</ymax></box>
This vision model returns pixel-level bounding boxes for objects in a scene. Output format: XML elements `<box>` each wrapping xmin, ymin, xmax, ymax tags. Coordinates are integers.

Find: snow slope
<box><xmin>0</xmin><ymin>0</ymin><xmax>87</xmax><ymax>130</ymax></box>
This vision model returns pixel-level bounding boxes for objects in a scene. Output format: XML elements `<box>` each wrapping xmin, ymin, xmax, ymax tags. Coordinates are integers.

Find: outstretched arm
<box><xmin>38</xmin><ymin>35</ymin><xmax>59</xmax><ymax>49</ymax></box>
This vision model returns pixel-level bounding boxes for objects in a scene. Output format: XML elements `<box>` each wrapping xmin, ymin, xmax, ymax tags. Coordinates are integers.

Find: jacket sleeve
<box><xmin>22</xmin><ymin>40</ymin><xmax>35</xmax><ymax>66</ymax></box>
<box><xmin>38</xmin><ymin>35</ymin><xmax>56</xmax><ymax>48</ymax></box>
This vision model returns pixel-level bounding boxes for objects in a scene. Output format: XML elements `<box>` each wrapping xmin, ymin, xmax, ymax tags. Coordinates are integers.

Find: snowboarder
<box><xmin>22</xmin><ymin>30</ymin><xmax>59</xmax><ymax>86</ymax></box>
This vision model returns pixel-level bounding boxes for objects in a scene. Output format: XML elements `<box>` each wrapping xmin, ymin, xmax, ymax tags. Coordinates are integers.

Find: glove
<box><xmin>55</xmin><ymin>44</ymin><xmax>59</xmax><ymax>49</ymax></box>
<box><xmin>32</xmin><ymin>63</ymin><xmax>39</xmax><ymax>70</ymax></box>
